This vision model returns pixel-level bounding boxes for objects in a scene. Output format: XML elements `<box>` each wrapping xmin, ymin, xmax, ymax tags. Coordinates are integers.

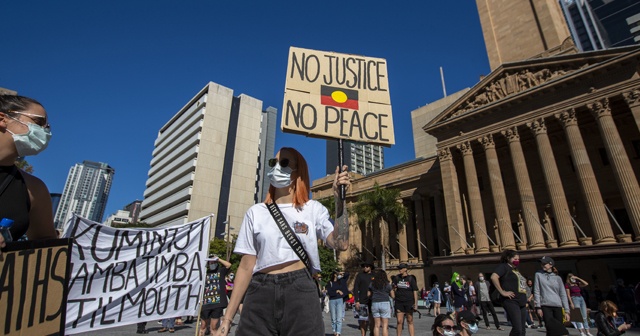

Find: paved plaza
<box><xmin>77</xmin><ymin>307</ymin><xmax>640</xmax><ymax>336</ymax></box>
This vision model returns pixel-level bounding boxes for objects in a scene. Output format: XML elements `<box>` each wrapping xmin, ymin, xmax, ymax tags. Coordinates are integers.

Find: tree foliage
<box><xmin>14</xmin><ymin>158</ymin><xmax>33</xmax><ymax>173</ymax></box>
<box><xmin>209</xmin><ymin>237</ymin><xmax>242</xmax><ymax>273</ymax></box>
<box><xmin>352</xmin><ymin>182</ymin><xmax>409</xmax><ymax>263</ymax></box>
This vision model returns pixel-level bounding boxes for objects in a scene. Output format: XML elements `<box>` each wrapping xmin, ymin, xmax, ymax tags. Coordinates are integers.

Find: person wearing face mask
<box><xmin>215</xmin><ymin>147</ymin><xmax>350</xmax><ymax>336</ymax></box>
<box><xmin>450</xmin><ymin>272</ymin><xmax>467</xmax><ymax>316</ymax></box>
<box><xmin>565</xmin><ymin>272</ymin><xmax>592</xmax><ymax>336</ymax></box>
<box><xmin>491</xmin><ymin>249</ymin><xmax>528</xmax><ymax>336</ymax></box>
<box><xmin>199</xmin><ymin>255</ymin><xmax>232</xmax><ymax>336</ymax></box>
<box><xmin>457</xmin><ymin>310</ymin><xmax>481</xmax><ymax>336</ymax></box>
<box><xmin>432</xmin><ymin>313</ymin><xmax>456</xmax><ymax>336</ymax></box>
<box><xmin>533</xmin><ymin>256</ymin><xmax>570</xmax><ymax>336</ymax></box>
<box><xmin>326</xmin><ymin>270</ymin><xmax>350</xmax><ymax>336</ymax></box>
<box><xmin>477</xmin><ymin>272</ymin><xmax>503</xmax><ymax>330</ymax></box>
<box><xmin>0</xmin><ymin>95</ymin><xmax>56</xmax><ymax>251</ymax></box>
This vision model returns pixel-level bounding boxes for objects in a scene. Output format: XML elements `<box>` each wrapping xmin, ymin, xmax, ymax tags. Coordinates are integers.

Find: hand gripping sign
<box><xmin>282</xmin><ymin>46</ymin><xmax>395</xmax><ymax>146</ymax></box>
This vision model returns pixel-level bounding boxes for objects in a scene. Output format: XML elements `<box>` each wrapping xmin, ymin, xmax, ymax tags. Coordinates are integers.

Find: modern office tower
<box><xmin>257</xmin><ymin>106</ymin><xmax>277</xmax><ymax>203</ymax></box>
<box><xmin>124</xmin><ymin>200</ymin><xmax>142</xmax><ymax>224</ymax></box>
<box><xmin>326</xmin><ymin>140</ymin><xmax>384</xmax><ymax>176</ymax></box>
<box><xmin>139</xmin><ymin>82</ymin><xmax>264</xmax><ymax>241</ymax></box>
<box><xmin>560</xmin><ymin>0</ymin><xmax>640</xmax><ymax>51</ymax></box>
<box><xmin>54</xmin><ymin>161</ymin><xmax>115</xmax><ymax>228</ymax></box>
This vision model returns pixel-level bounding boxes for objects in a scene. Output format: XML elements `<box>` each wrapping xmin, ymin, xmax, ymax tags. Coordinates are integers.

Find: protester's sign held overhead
<box><xmin>62</xmin><ymin>215</ymin><xmax>211</xmax><ymax>335</ymax></box>
<box><xmin>0</xmin><ymin>239</ymin><xmax>72</xmax><ymax>336</ymax></box>
<box><xmin>282</xmin><ymin>46</ymin><xmax>395</xmax><ymax>146</ymax></box>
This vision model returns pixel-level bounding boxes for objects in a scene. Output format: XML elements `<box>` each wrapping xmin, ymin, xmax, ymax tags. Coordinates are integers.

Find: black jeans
<box><xmin>541</xmin><ymin>306</ymin><xmax>568</xmax><ymax>336</ymax></box>
<box><xmin>235</xmin><ymin>268</ymin><xmax>324</xmax><ymax>336</ymax></box>
<box><xmin>480</xmin><ymin>301</ymin><xmax>501</xmax><ymax>328</ymax></box>
<box><xmin>502</xmin><ymin>299</ymin><xmax>527</xmax><ymax>336</ymax></box>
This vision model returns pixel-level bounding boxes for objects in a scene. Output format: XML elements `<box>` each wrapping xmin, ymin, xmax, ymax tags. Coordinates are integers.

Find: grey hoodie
<box><xmin>533</xmin><ymin>270</ymin><xmax>570</xmax><ymax>311</ymax></box>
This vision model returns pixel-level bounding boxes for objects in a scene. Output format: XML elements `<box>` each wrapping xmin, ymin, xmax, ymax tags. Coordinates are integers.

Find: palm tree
<box><xmin>353</xmin><ymin>182</ymin><xmax>409</xmax><ymax>270</ymax></box>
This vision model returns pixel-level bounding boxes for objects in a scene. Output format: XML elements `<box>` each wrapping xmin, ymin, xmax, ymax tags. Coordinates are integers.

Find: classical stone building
<box><xmin>312</xmin><ymin>1</ymin><xmax>640</xmax><ymax>293</ymax></box>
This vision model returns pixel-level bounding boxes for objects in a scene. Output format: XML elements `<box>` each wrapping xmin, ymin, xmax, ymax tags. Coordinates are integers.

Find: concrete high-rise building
<box><xmin>257</xmin><ymin>106</ymin><xmax>277</xmax><ymax>202</ymax></box>
<box><xmin>124</xmin><ymin>200</ymin><xmax>142</xmax><ymax>224</ymax></box>
<box><xmin>54</xmin><ymin>161</ymin><xmax>115</xmax><ymax>228</ymax></box>
<box><xmin>326</xmin><ymin>140</ymin><xmax>384</xmax><ymax>176</ymax></box>
<box><xmin>560</xmin><ymin>0</ymin><xmax>640</xmax><ymax>51</ymax></box>
<box><xmin>139</xmin><ymin>82</ymin><xmax>265</xmax><ymax>240</ymax></box>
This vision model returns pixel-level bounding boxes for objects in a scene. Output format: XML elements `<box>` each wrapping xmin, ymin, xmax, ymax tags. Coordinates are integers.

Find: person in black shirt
<box><xmin>353</xmin><ymin>259</ymin><xmax>375</xmax><ymax>336</ymax></box>
<box><xmin>200</xmin><ymin>255</ymin><xmax>231</xmax><ymax>336</ymax></box>
<box><xmin>392</xmin><ymin>263</ymin><xmax>418</xmax><ymax>336</ymax></box>
<box><xmin>491</xmin><ymin>249</ymin><xmax>528</xmax><ymax>336</ymax></box>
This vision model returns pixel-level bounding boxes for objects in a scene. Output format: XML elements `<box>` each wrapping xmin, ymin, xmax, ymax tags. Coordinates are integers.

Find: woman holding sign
<box><xmin>0</xmin><ymin>94</ymin><xmax>56</xmax><ymax>249</ymax></box>
<box><xmin>215</xmin><ymin>147</ymin><xmax>350</xmax><ymax>336</ymax></box>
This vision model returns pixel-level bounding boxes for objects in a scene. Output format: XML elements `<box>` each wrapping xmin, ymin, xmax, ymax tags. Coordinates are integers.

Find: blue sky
<box><xmin>2</xmin><ymin>1</ymin><xmax>490</xmax><ymax>220</ymax></box>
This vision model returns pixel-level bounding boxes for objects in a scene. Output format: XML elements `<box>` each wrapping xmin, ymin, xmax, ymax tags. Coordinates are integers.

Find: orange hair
<box><xmin>264</xmin><ymin>147</ymin><xmax>310</xmax><ymax>209</ymax></box>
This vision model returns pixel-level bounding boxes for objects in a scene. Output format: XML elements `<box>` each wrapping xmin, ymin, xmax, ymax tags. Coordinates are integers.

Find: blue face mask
<box><xmin>468</xmin><ymin>323</ymin><xmax>479</xmax><ymax>334</ymax></box>
<box><xmin>7</xmin><ymin>117</ymin><xmax>51</xmax><ymax>157</ymax></box>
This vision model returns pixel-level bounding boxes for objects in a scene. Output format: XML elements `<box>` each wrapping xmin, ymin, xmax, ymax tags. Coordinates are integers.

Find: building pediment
<box><xmin>424</xmin><ymin>46</ymin><xmax>640</xmax><ymax>132</ymax></box>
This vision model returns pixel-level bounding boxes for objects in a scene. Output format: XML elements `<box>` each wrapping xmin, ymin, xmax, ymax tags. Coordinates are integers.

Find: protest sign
<box><xmin>0</xmin><ymin>238</ymin><xmax>72</xmax><ymax>336</ymax></box>
<box><xmin>62</xmin><ymin>214</ymin><xmax>211</xmax><ymax>334</ymax></box>
<box><xmin>282</xmin><ymin>46</ymin><xmax>395</xmax><ymax>146</ymax></box>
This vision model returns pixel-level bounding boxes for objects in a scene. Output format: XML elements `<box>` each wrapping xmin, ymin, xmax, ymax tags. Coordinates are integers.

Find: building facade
<box><xmin>560</xmin><ymin>0</ymin><xmax>640</xmax><ymax>51</ymax></box>
<box><xmin>54</xmin><ymin>160</ymin><xmax>115</xmax><ymax>228</ymax></box>
<box><xmin>312</xmin><ymin>0</ymin><xmax>640</xmax><ymax>294</ymax></box>
<box><xmin>326</xmin><ymin>141</ymin><xmax>384</xmax><ymax>176</ymax></box>
<box><xmin>257</xmin><ymin>106</ymin><xmax>278</xmax><ymax>202</ymax></box>
<box><xmin>139</xmin><ymin>82</ymin><xmax>265</xmax><ymax>240</ymax></box>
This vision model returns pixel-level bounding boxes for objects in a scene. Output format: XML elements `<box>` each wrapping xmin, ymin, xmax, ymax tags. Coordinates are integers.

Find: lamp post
<box><xmin>221</xmin><ymin>217</ymin><xmax>231</xmax><ymax>260</ymax></box>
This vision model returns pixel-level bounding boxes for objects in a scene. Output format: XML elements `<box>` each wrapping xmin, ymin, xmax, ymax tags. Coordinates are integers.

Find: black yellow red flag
<box><xmin>320</xmin><ymin>85</ymin><xmax>359</xmax><ymax>110</ymax></box>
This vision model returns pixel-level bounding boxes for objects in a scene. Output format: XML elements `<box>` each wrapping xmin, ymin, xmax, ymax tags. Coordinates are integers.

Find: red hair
<box><xmin>264</xmin><ymin>147</ymin><xmax>310</xmax><ymax>209</ymax></box>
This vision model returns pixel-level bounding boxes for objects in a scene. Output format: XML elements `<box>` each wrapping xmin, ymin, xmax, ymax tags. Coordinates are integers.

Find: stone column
<box><xmin>588</xmin><ymin>98</ymin><xmax>640</xmax><ymax>241</ymax></box>
<box><xmin>555</xmin><ymin>109</ymin><xmax>615</xmax><ymax>244</ymax></box>
<box><xmin>501</xmin><ymin>126</ymin><xmax>546</xmax><ymax>249</ymax></box>
<box><xmin>526</xmin><ymin>118</ymin><xmax>579</xmax><ymax>247</ymax></box>
<box><xmin>478</xmin><ymin>134</ymin><xmax>516</xmax><ymax>250</ymax></box>
<box><xmin>397</xmin><ymin>218</ymin><xmax>409</xmax><ymax>262</ymax></box>
<box><xmin>438</xmin><ymin>148</ymin><xmax>468</xmax><ymax>255</ymax></box>
<box><xmin>457</xmin><ymin>141</ymin><xmax>490</xmax><ymax>253</ymax></box>
<box><xmin>622</xmin><ymin>89</ymin><xmax>640</xmax><ymax>133</ymax></box>
<box><xmin>433</xmin><ymin>192</ymin><xmax>449</xmax><ymax>256</ymax></box>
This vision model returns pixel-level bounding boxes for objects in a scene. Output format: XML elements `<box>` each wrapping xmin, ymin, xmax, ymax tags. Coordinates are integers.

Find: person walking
<box><xmin>467</xmin><ymin>279</ymin><xmax>478</xmax><ymax>316</ymax></box>
<box><xmin>451</xmin><ymin>272</ymin><xmax>467</xmax><ymax>315</ymax></box>
<box><xmin>477</xmin><ymin>272</ymin><xmax>503</xmax><ymax>330</ymax></box>
<box><xmin>526</xmin><ymin>278</ymin><xmax>543</xmax><ymax>328</ymax></box>
<box><xmin>368</xmin><ymin>269</ymin><xmax>394</xmax><ymax>336</ymax></box>
<box><xmin>430</xmin><ymin>282</ymin><xmax>442</xmax><ymax>316</ymax></box>
<box><xmin>533</xmin><ymin>256</ymin><xmax>570</xmax><ymax>336</ymax></box>
<box><xmin>491</xmin><ymin>249</ymin><xmax>528</xmax><ymax>336</ymax></box>
<box><xmin>566</xmin><ymin>272</ymin><xmax>593</xmax><ymax>336</ymax></box>
<box><xmin>354</xmin><ymin>259</ymin><xmax>376</xmax><ymax>336</ymax></box>
<box><xmin>215</xmin><ymin>147</ymin><xmax>350</xmax><ymax>336</ymax></box>
<box><xmin>443</xmin><ymin>282</ymin><xmax>453</xmax><ymax>313</ymax></box>
<box><xmin>327</xmin><ymin>270</ymin><xmax>350</xmax><ymax>336</ymax></box>
<box><xmin>594</xmin><ymin>300</ymin><xmax>632</xmax><ymax>336</ymax></box>
<box><xmin>392</xmin><ymin>263</ymin><xmax>418</xmax><ymax>336</ymax></box>
<box><xmin>200</xmin><ymin>256</ymin><xmax>231</xmax><ymax>336</ymax></box>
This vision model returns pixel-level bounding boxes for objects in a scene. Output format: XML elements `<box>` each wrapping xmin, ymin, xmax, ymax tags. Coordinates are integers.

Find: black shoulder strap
<box><xmin>0</xmin><ymin>165</ymin><xmax>18</xmax><ymax>198</ymax></box>
<box><xmin>265</xmin><ymin>202</ymin><xmax>312</xmax><ymax>271</ymax></box>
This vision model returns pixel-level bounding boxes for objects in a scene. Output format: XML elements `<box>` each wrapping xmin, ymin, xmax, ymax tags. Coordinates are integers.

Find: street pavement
<box><xmin>76</xmin><ymin>307</ymin><xmax>640</xmax><ymax>336</ymax></box>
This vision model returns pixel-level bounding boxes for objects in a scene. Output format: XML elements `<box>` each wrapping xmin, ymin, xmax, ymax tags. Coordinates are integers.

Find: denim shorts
<box><xmin>371</xmin><ymin>301</ymin><xmax>391</xmax><ymax>318</ymax></box>
<box><xmin>235</xmin><ymin>268</ymin><xmax>324</xmax><ymax>336</ymax></box>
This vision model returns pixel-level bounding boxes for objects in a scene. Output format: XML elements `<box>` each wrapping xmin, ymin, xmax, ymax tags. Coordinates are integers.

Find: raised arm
<box><xmin>326</xmin><ymin>165</ymin><xmax>350</xmax><ymax>251</ymax></box>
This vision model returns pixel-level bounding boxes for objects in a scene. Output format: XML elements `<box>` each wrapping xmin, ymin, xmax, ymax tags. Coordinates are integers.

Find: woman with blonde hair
<box><xmin>215</xmin><ymin>147</ymin><xmax>350</xmax><ymax>336</ymax></box>
<box><xmin>594</xmin><ymin>300</ymin><xmax>631</xmax><ymax>336</ymax></box>
<box><xmin>565</xmin><ymin>273</ymin><xmax>592</xmax><ymax>336</ymax></box>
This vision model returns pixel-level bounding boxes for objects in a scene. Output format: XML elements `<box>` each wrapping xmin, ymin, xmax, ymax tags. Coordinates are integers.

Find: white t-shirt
<box><xmin>234</xmin><ymin>200</ymin><xmax>334</xmax><ymax>274</ymax></box>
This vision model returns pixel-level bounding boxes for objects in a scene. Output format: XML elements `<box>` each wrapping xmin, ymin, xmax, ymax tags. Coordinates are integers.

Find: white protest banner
<box><xmin>282</xmin><ymin>46</ymin><xmax>395</xmax><ymax>146</ymax></box>
<box><xmin>61</xmin><ymin>214</ymin><xmax>211</xmax><ymax>334</ymax></box>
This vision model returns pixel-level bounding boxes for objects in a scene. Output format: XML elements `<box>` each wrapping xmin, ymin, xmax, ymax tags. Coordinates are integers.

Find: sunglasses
<box><xmin>268</xmin><ymin>158</ymin><xmax>291</xmax><ymax>168</ymax></box>
<box><xmin>441</xmin><ymin>325</ymin><xmax>455</xmax><ymax>331</ymax></box>
<box><xmin>7</xmin><ymin>110</ymin><xmax>50</xmax><ymax>130</ymax></box>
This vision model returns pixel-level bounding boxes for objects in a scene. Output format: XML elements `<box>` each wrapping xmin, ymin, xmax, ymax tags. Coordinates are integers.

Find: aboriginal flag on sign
<box><xmin>320</xmin><ymin>85</ymin><xmax>359</xmax><ymax>110</ymax></box>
